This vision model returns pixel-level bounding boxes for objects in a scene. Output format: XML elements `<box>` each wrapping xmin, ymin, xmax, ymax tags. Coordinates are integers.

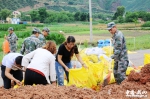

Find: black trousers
<box><xmin>1</xmin><ymin>65</ymin><xmax>23</xmax><ymax>89</ymax></box>
<box><xmin>24</xmin><ymin>69</ymin><xmax>48</xmax><ymax>85</ymax></box>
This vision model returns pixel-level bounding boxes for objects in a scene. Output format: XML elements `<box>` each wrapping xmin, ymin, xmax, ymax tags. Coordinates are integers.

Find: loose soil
<box><xmin>0</xmin><ymin>64</ymin><xmax>150</xmax><ymax>99</ymax></box>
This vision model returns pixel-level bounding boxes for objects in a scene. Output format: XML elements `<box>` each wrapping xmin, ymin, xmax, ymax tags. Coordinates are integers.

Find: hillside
<box><xmin>0</xmin><ymin>0</ymin><xmax>150</xmax><ymax>13</ymax></box>
<box><xmin>121</xmin><ymin>0</ymin><xmax>150</xmax><ymax>11</ymax></box>
<box><xmin>0</xmin><ymin>0</ymin><xmax>36</xmax><ymax>10</ymax></box>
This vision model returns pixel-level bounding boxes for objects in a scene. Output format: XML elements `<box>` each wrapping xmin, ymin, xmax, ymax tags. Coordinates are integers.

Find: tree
<box><xmin>125</xmin><ymin>12</ymin><xmax>138</xmax><ymax>22</ymax></box>
<box><xmin>74</xmin><ymin>12</ymin><xmax>81</xmax><ymax>21</ymax></box>
<box><xmin>143</xmin><ymin>13</ymin><xmax>150</xmax><ymax>21</ymax></box>
<box><xmin>20</xmin><ymin>13</ymin><xmax>29</xmax><ymax>21</ymax></box>
<box><xmin>133</xmin><ymin>18</ymin><xmax>138</xmax><ymax>28</ymax></box>
<box><xmin>80</xmin><ymin>13</ymin><xmax>87</xmax><ymax>21</ymax></box>
<box><xmin>0</xmin><ymin>9</ymin><xmax>11</xmax><ymax>20</ymax></box>
<box><xmin>38</xmin><ymin>7</ymin><xmax>48</xmax><ymax>23</ymax></box>
<box><xmin>118</xmin><ymin>16</ymin><xmax>124</xmax><ymax>23</ymax></box>
<box><xmin>113</xmin><ymin>6</ymin><xmax>125</xmax><ymax>20</ymax></box>
<box><xmin>87</xmin><ymin>13</ymin><xmax>89</xmax><ymax>21</ymax></box>
<box><xmin>30</xmin><ymin>10</ymin><xmax>39</xmax><ymax>22</ymax></box>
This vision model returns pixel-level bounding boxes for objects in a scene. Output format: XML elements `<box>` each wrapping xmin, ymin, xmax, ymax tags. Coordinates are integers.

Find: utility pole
<box><xmin>89</xmin><ymin>0</ymin><xmax>93</xmax><ymax>42</ymax></box>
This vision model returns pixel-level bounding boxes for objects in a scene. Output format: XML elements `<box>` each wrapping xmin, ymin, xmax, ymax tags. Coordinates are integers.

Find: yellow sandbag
<box><xmin>128</xmin><ymin>50</ymin><xmax>137</xmax><ymax>54</ymax></box>
<box><xmin>87</xmin><ymin>67</ymin><xmax>97</xmax><ymax>90</ymax></box>
<box><xmin>68</xmin><ymin>67</ymin><xmax>97</xmax><ymax>89</ymax></box>
<box><xmin>144</xmin><ymin>54</ymin><xmax>150</xmax><ymax>65</ymax></box>
<box><xmin>82</xmin><ymin>56</ymin><xmax>89</xmax><ymax>62</ymax></box>
<box><xmin>99</xmin><ymin>56</ymin><xmax>113</xmax><ymax>74</ymax></box>
<box><xmin>109</xmin><ymin>73</ymin><xmax>116</xmax><ymax>84</ymax></box>
<box><xmin>14</xmin><ymin>84</ymin><xmax>19</xmax><ymax>89</ymax></box>
<box><xmin>68</xmin><ymin>68</ymin><xmax>90</xmax><ymax>88</ymax></box>
<box><xmin>88</xmin><ymin>55</ymin><xmax>99</xmax><ymax>63</ymax></box>
<box><xmin>102</xmin><ymin>71</ymin><xmax>115</xmax><ymax>85</ymax></box>
<box><xmin>13</xmin><ymin>80</ymin><xmax>24</xmax><ymax>89</ymax></box>
<box><xmin>88</xmin><ymin>62</ymin><xmax>104</xmax><ymax>84</ymax></box>
<box><xmin>33</xmin><ymin>84</ymin><xmax>36</xmax><ymax>86</ymax></box>
<box><xmin>137</xmin><ymin>65</ymin><xmax>144</xmax><ymax>70</ymax></box>
<box><xmin>86</xmin><ymin>61</ymin><xmax>104</xmax><ymax>90</ymax></box>
<box><xmin>126</xmin><ymin>67</ymin><xmax>134</xmax><ymax>75</ymax></box>
<box><xmin>102</xmin><ymin>46</ymin><xmax>113</xmax><ymax>56</ymax></box>
<box><xmin>64</xmin><ymin>80</ymin><xmax>68</xmax><ymax>85</ymax></box>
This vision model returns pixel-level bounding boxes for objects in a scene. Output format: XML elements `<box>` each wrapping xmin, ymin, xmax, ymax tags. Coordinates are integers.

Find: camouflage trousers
<box><xmin>10</xmin><ymin>44</ymin><xmax>17</xmax><ymax>53</ymax></box>
<box><xmin>113</xmin><ymin>60</ymin><xmax>129</xmax><ymax>84</ymax></box>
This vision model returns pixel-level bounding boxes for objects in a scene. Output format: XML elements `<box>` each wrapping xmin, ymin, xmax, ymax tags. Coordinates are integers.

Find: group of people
<box><xmin>1</xmin><ymin>21</ymin><xmax>129</xmax><ymax>89</ymax></box>
<box><xmin>1</xmin><ymin>27</ymin><xmax>88</xmax><ymax>89</ymax></box>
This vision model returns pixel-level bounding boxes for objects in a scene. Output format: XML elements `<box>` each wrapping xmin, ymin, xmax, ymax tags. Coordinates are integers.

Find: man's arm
<box><xmin>5</xmin><ymin>67</ymin><xmax>22</xmax><ymax>85</ymax></box>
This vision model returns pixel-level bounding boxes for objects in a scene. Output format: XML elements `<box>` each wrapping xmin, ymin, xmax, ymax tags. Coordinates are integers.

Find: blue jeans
<box><xmin>55</xmin><ymin>61</ymin><xmax>72</xmax><ymax>86</ymax></box>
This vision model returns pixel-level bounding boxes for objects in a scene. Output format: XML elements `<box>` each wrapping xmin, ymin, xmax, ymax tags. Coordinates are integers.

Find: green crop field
<box><xmin>0</xmin><ymin>22</ymin><xmax>150</xmax><ymax>62</ymax></box>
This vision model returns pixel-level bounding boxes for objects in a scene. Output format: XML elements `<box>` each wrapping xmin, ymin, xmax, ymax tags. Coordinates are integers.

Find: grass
<box><xmin>0</xmin><ymin>22</ymin><xmax>150</xmax><ymax>62</ymax></box>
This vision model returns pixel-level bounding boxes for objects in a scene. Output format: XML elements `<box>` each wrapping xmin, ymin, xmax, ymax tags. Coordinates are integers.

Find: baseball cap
<box><xmin>43</xmin><ymin>27</ymin><xmax>50</xmax><ymax>34</ymax></box>
<box><xmin>8</xmin><ymin>27</ymin><xmax>14</xmax><ymax>31</ymax></box>
<box><xmin>32</xmin><ymin>27</ymin><xmax>41</xmax><ymax>34</ymax></box>
<box><xmin>107</xmin><ymin>22</ymin><xmax>116</xmax><ymax>30</ymax></box>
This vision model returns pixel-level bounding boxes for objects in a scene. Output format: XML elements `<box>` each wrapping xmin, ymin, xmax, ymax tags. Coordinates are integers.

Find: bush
<box><xmin>0</xmin><ymin>24</ymin><xmax>26</xmax><ymax>31</ymax></box>
<box><xmin>141</xmin><ymin>21</ymin><xmax>150</xmax><ymax>27</ymax></box>
<box><xmin>0</xmin><ymin>30</ymin><xmax>32</xmax><ymax>38</ymax></box>
<box><xmin>84</xmin><ymin>40</ymin><xmax>88</xmax><ymax>48</ymax></box>
<box><xmin>0</xmin><ymin>30</ymin><xmax>31</xmax><ymax>38</ymax></box>
<box><xmin>141</xmin><ymin>27</ymin><xmax>150</xmax><ymax>30</ymax></box>
<box><xmin>98</xmin><ymin>20</ymin><xmax>106</xmax><ymax>23</ymax></box>
<box><xmin>46</xmin><ymin>33</ymin><xmax>65</xmax><ymax>44</ymax></box>
<box><xmin>26</xmin><ymin>24</ymin><xmax>44</xmax><ymax>27</ymax></box>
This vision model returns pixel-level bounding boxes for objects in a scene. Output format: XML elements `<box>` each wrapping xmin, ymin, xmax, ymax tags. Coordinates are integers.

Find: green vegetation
<box><xmin>46</xmin><ymin>33</ymin><xmax>65</xmax><ymax>45</ymax></box>
<box><xmin>83</xmin><ymin>40</ymin><xmax>88</xmax><ymax>48</ymax></box>
<box><xmin>126</xmin><ymin>34</ymin><xmax>150</xmax><ymax>51</ymax></box>
<box><xmin>121</xmin><ymin>0</ymin><xmax>150</xmax><ymax>11</ymax></box>
<box><xmin>0</xmin><ymin>0</ymin><xmax>36</xmax><ymax>10</ymax></box>
<box><xmin>0</xmin><ymin>24</ymin><xmax>26</xmax><ymax>31</ymax></box>
<box><xmin>1</xmin><ymin>0</ymin><xmax>150</xmax><ymax>13</ymax></box>
<box><xmin>141</xmin><ymin>21</ymin><xmax>150</xmax><ymax>27</ymax></box>
<box><xmin>0</xmin><ymin>23</ymin><xmax>150</xmax><ymax>63</ymax></box>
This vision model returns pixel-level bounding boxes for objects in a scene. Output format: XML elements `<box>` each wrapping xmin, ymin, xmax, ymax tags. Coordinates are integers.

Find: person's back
<box><xmin>2</xmin><ymin>53</ymin><xmax>22</xmax><ymax>68</ymax></box>
<box><xmin>20</xmin><ymin>35</ymin><xmax>41</xmax><ymax>55</ymax></box>
<box><xmin>1</xmin><ymin>53</ymin><xmax>23</xmax><ymax>89</ymax></box>
<box><xmin>27</xmin><ymin>48</ymin><xmax>55</xmax><ymax>72</ymax></box>
<box><xmin>22</xmin><ymin>41</ymin><xmax>56</xmax><ymax>85</ymax></box>
<box><xmin>20</xmin><ymin>27</ymin><xmax>41</xmax><ymax>55</ymax></box>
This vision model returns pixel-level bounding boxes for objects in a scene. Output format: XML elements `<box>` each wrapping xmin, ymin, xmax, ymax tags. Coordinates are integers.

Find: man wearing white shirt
<box><xmin>1</xmin><ymin>53</ymin><xmax>23</xmax><ymax>89</ymax></box>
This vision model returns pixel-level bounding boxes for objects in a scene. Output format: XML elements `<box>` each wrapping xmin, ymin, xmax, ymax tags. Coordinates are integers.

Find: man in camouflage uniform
<box><xmin>20</xmin><ymin>27</ymin><xmax>41</xmax><ymax>55</ymax></box>
<box><xmin>6</xmin><ymin>27</ymin><xmax>18</xmax><ymax>52</ymax></box>
<box><xmin>107</xmin><ymin>22</ymin><xmax>129</xmax><ymax>85</ymax></box>
<box><xmin>38</xmin><ymin>27</ymin><xmax>50</xmax><ymax>47</ymax></box>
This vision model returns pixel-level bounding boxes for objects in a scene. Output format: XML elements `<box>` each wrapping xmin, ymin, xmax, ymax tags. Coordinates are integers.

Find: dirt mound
<box><xmin>128</xmin><ymin>63</ymin><xmax>150</xmax><ymax>84</ymax></box>
<box><xmin>100</xmin><ymin>63</ymin><xmax>150</xmax><ymax>99</ymax></box>
<box><xmin>0</xmin><ymin>85</ymin><xmax>99</xmax><ymax>99</ymax></box>
<box><xmin>0</xmin><ymin>64</ymin><xmax>150</xmax><ymax>99</ymax></box>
